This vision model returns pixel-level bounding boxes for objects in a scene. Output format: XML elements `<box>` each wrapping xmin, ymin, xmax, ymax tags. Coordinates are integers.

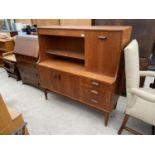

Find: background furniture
<box><xmin>31</xmin><ymin>19</ymin><xmax>60</xmax><ymax>26</ymax></box>
<box><xmin>14</xmin><ymin>35</ymin><xmax>40</xmax><ymax>88</ymax></box>
<box><xmin>60</xmin><ymin>19</ymin><xmax>92</xmax><ymax>26</ymax></box>
<box><xmin>3</xmin><ymin>51</ymin><xmax>20</xmax><ymax>81</ymax></box>
<box><xmin>0</xmin><ymin>95</ymin><xmax>28</xmax><ymax>135</ymax></box>
<box><xmin>0</xmin><ymin>38</ymin><xmax>14</xmax><ymax>67</ymax></box>
<box><xmin>17</xmin><ymin>19</ymin><xmax>92</xmax><ymax>26</ymax></box>
<box><xmin>118</xmin><ymin>40</ymin><xmax>155</xmax><ymax>135</ymax></box>
<box><xmin>37</xmin><ymin>26</ymin><xmax>132</xmax><ymax>126</ymax></box>
<box><xmin>94</xmin><ymin>19</ymin><xmax>155</xmax><ymax>93</ymax></box>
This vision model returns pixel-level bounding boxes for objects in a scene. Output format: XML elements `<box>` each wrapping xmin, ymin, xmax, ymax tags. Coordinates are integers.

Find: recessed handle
<box><xmin>97</xmin><ymin>36</ymin><xmax>107</xmax><ymax>40</ymax></box>
<box><xmin>58</xmin><ymin>74</ymin><xmax>61</xmax><ymax>80</ymax></box>
<box><xmin>91</xmin><ymin>90</ymin><xmax>99</xmax><ymax>95</ymax></box>
<box><xmin>91</xmin><ymin>81</ymin><xmax>100</xmax><ymax>86</ymax></box>
<box><xmin>81</xmin><ymin>33</ymin><xmax>85</xmax><ymax>37</ymax></box>
<box><xmin>90</xmin><ymin>99</ymin><xmax>99</xmax><ymax>104</ymax></box>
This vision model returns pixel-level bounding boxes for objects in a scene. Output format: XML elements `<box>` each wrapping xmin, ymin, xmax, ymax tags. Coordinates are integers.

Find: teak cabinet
<box><xmin>37</xmin><ymin>26</ymin><xmax>132</xmax><ymax>126</ymax></box>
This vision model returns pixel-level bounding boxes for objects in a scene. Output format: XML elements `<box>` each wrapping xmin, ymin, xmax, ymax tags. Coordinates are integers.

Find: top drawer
<box><xmin>80</xmin><ymin>77</ymin><xmax>113</xmax><ymax>91</ymax></box>
<box><xmin>38</xmin><ymin>29</ymin><xmax>85</xmax><ymax>38</ymax></box>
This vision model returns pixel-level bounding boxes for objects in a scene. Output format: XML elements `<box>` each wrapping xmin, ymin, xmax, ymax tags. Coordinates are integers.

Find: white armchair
<box><xmin>118</xmin><ymin>39</ymin><xmax>155</xmax><ymax>135</ymax></box>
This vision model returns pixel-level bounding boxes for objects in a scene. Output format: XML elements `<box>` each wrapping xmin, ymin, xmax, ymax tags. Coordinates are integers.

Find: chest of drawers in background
<box><xmin>14</xmin><ymin>35</ymin><xmax>40</xmax><ymax>88</ymax></box>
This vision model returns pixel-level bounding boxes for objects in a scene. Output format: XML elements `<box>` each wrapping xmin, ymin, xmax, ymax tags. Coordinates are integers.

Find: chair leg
<box><xmin>150</xmin><ymin>79</ymin><xmax>155</xmax><ymax>89</ymax></box>
<box><xmin>118</xmin><ymin>114</ymin><xmax>129</xmax><ymax>135</ymax></box>
<box><xmin>44</xmin><ymin>89</ymin><xmax>48</xmax><ymax>100</ymax></box>
<box><xmin>152</xmin><ymin>126</ymin><xmax>155</xmax><ymax>135</ymax></box>
<box><xmin>104</xmin><ymin>112</ymin><xmax>110</xmax><ymax>126</ymax></box>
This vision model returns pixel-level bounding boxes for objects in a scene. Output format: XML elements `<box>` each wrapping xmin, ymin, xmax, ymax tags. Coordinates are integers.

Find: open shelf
<box><xmin>46</xmin><ymin>49</ymin><xmax>84</xmax><ymax>60</ymax></box>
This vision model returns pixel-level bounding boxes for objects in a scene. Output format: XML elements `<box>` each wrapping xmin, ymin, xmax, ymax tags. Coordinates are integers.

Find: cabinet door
<box><xmin>38</xmin><ymin>66</ymin><xmax>80</xmax><ymax>99</ymax></box>
<box><xmin>38</xmin><ymin>66</ymin><xmax>57</xmax><ymax>91</ymax></box>
<box><xmin>85</xmin><ymin>31</ymin><xmax>122</xmax><ymax>77</ymax></box>
<box><xmin>56</xmin><ymin>71</ymin><xmax>80</xmax><ymax>99</ymax></box>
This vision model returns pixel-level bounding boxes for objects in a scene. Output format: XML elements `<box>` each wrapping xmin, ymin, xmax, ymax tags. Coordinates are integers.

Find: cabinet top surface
<box><xmin>38</xmin><ymin>25</ymin><xmax>132</xmax><ymax>31</ymax></box>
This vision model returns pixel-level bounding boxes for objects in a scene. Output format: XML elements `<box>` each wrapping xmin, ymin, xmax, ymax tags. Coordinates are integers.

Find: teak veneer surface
<box><xmin>39</xmin><ymin>59</ymin><xmax>115</xmax><ymax>84</ymax></box>
<box><xmin>37</xmin><ymin>26</ymin><xmax>132</xmax><ymax>126</ymax></box>
<box><xmin>38</xmin><ymin>25</ymin><xmax>131</xmax><ymax>31</ymax></box>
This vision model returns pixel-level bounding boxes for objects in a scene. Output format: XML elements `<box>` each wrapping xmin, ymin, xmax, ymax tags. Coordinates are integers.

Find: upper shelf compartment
<box><xmin>44</xmin><ymin>35</ymin><xmax>85</xmax><ymax>61</ymax></box>
<box><xmin>46</xmin><ymin>49</ymin><xmax>84</xmax><ymax>60</ymax></box>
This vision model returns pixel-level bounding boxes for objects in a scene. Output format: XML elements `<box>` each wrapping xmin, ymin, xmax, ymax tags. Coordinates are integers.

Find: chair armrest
<box><xmin>130</xmin><ymin>88</ymin><xmax>155</xmax><ymax>103</ymax></box>
<box><xmin>140</xmin><ymin>71</ymin><xmax>155</xmax><ymax>77</ymax></box>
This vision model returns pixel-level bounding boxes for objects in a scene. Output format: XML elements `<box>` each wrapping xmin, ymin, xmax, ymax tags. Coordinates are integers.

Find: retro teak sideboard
<box><xmin>37</xmin><ymin>26</ymin><xmax>132</xmax><ymax>126</ymax></box>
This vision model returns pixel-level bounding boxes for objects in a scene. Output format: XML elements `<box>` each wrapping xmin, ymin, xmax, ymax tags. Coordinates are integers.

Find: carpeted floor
<box><xmin>0</xmin><ymin>68</ymin><xmax>154</xmax><ymax>134</ymax></box>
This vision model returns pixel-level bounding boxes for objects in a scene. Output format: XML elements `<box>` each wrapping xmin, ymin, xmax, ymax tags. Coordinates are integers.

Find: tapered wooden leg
<box><xmin>152</xmin><ymin>126</ymin><xmax>155</xmax><ymax>135</ymax></box>
<box><xmin>44</xmin><ymin>89</ymin><xmax>48</xmax><ymax>100</ymax></box>
<box><xmin>118</xmin><ymin>114</ymin><xmax>129</xmax><ymax>135</ymax></box>
<box><xmin>150</xmin><ymin>79</ymin><xmax>155</xmax><ymax>89</ymax></box>
<box><xmin>104</xmin><ymin>112</ymin><xmax>110</xmax><ymax>126</ymax></box>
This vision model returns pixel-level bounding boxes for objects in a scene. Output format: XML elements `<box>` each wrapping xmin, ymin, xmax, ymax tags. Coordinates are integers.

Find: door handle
<box><xmin>97</xmin><ymin>36</ymin><xmax>107</xmax><ymax>40</ymax></box>
<box><xmin>58</xmin><ymin>74</ymin><xmax>61</xmax><ymax>80</ymax></box>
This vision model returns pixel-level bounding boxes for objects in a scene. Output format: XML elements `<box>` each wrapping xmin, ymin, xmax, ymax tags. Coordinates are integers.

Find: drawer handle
<box><xmin>91</xmin><ymin>99</ymin><xmax>99</xmax><ymax>104</ymax></box>
<box><xmin>97</xmin><ymin>36</ymin><xmax>107</xmax><ymax>40</ymax></box>
<box><xmin>81</xmin><ymin>33</ymin><xmax>85</xmax><ymax>37</ymax></box>
<box><xmin>91</xmin><ymin>81</ymin><xmax>100</xmax><ymax>86</ymax></box>
<box><xmin>91</xmin><ymin>90</ymin><xmax>99</xmax><ymax>95</ymax></box>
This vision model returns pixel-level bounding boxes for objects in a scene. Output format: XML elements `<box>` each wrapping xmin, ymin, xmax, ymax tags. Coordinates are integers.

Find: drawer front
<box><xmin>18</xmin><ymin>63</ymin><xmax>37</xmax><ymax>75</ymax></box>
<box><xmin>22</xmin><ymin>74</ymin><xmax>40</xmax><ymax>87</ymax></box>
<box><xmin>80</xmin><ymin>85</ymin><xmax>112</xmax><ymax>110</ymax></box>
<box><xmin>38</xmin><ymin>29</ymin><xmax>85</xmax><ymax>38</ymax></box>
<box><xmin>80</xmin><ymin>77</ymin><xmax>112</xmax><ymax>91</ymax></box>
<box><xmin>20</xmin><ymin>71</ymin><xmax>39</xmax><ymax>79</ymax></box>
<box><xmin>4</xmin><ymin>61</ymin><xmax>16</xmax><ymax>72</ymax></box>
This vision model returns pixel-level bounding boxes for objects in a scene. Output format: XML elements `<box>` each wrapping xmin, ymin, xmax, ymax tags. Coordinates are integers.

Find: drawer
<box><xmin>18</xmin><ymin>63</ymin><xmax>37</xmax><ymax>75</ymax></box>
<box><xmin>20</xmin><ymin>71</ymin><xmax>39</xmax><ymax>79</ymax></box>
<box><xmin>80</xmin><ymin>77</ymin><xmax>111</xmax><ymax>90</ymax></box>
<box><xmin>4</xmin><ymin>61</ymin><xmax>16</xmax><ymax>72</ymax></box>
<box><xmin>18</xmin><ymin>62</ymin><xmax>36</xmax><ymax>70</ymax></box>
<box><xmin>22</xmin><ymin>74</ymin><xmax>40</xmax><ymax>86</ymax></box>
<box><xmin>4</xmin><ymin>60</ymin><xmax>15</xmax><ymax>67</ymax></box>
<box><xmin>80</xmin><ymin>85</ymin><xmax>111</xmax><ymax>109</ymax></box>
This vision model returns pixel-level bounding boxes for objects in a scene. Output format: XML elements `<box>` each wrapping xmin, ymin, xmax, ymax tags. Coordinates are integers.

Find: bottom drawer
<box><xmin>4</xmin><ymin>62</ymin><xmax>16</xmax><ymax>73</ymax></box>
<box><xmin>80</xmin><ymin>86</ymin><xmax>111</xmax><ymax>110</ymax></box>
<box><xmin>20</xmin><ymin>72</ymin><xmax>40</xmax><ymax>87</ymax></box>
